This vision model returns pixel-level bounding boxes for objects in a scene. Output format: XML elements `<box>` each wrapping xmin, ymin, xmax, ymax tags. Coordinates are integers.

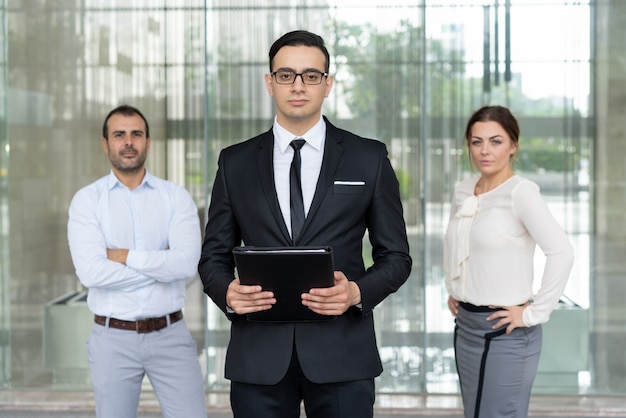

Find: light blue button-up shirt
<box><xmin>67</xmin><ymin>170</ymin><xmax>201</xmax><ymax>320</ymax></box>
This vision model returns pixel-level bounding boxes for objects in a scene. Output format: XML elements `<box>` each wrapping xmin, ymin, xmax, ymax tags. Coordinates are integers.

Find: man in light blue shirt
<box><xmin>67</xmin><ymin>105</ymin><xmax>206</xmax><ymax>418</ymax></box>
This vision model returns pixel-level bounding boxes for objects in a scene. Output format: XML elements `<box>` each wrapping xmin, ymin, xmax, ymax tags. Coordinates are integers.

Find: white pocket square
<box><xmin>334</xmin><ymin>181</ymin><xmax>365</xmax><ymax>185</ymax></box>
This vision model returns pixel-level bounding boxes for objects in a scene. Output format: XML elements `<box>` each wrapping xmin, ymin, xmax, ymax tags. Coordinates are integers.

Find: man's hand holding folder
<box><xmin>231</xmin><ymin>246</ymin><xmax>347</xmax><ymax>322</ymax></box>
<box><xmin>301</xmin><ymin>271</ymin><xmax>361</xmax><ymax>316</ymax></box>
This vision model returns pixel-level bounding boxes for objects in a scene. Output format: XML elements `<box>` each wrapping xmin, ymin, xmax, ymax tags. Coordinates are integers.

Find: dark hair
<box><xmin>102</xmin><ymin>104</ymin><xmax>150</xmax><ymax>139</ymax></box>
<box><xmin>268</xmin><ymin>30</ymin><xmax>330</xmax><ymax>73</ymax></box>
<box><xmin>464</xmin><ymin>105</ymin><xmax>520</xmax><ymax>164</ymax></box>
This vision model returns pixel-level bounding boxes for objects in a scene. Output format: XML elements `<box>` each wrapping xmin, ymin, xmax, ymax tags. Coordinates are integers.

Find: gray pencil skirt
<box><xmin>454</xmin><ymin>302</ymin><xmax>542</xmax><ymax>418</ymax></box>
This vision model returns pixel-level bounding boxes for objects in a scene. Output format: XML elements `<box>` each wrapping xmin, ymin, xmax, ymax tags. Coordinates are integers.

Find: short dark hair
<box><xmin>102</xmin><ymin>105</ymin><xmax>150</xmax><ymax>139</ymax></box>
<box><xmin>268</xmin><ymin>30</ymin><xmax>330</xmax><ymax>73</ymax></box>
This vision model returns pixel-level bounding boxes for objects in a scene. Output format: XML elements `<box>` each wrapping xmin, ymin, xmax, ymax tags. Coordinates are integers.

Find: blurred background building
<box><xmin>0</xmin><ymin>0</ymin><xmax>624</xmax><ymax>413</ymax></box>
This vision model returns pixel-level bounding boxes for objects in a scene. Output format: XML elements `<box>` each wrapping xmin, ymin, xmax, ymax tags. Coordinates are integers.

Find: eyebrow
<box><xmin>112</xmin><ymin>129</ymin><xmax>145</xmax><ymax>135</ymax></box>
<box><xmin>275</xmin><ymin>67</ymin><xmax>324</xmax><ymax>73</ymax></box>
<box><xmin>471</xmin><ymin>134</ymin><xmax>504</xmax><ymax>140</ymax></box>
<box><xmin>113</xmin><ymin>129</ymin><xmax>144</xmax><ymax>134</ymax></box>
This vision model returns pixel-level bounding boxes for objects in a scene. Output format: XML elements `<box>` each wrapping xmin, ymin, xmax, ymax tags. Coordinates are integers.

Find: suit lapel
<box><xmin>256</xmin><ymin>131</ymin><xmax>292</xmax><ymax>243</ymax></box>
<box><xmin>299</xmin><ymin>121</ymin><xmax>343</xmax><ymax>242</ymax></box>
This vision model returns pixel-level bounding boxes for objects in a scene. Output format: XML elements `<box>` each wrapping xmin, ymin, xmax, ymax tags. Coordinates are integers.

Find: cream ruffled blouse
<box><xmin>444</xmin><ymin>175</ymin><xmax>574</xmax><ymax>327</ymax></box>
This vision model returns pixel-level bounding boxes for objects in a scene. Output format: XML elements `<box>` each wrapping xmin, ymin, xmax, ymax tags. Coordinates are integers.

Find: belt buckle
<box><xmin>135</xmin><ymin>319</ymin><xmax>154</xmax><ymax>333</ymax></box>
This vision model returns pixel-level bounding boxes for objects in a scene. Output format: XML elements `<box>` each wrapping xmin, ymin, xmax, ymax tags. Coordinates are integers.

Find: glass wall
<box><xmin>0</xmin><ymin>0</ymin><xmax>8</xmax><ymax>388</ymax></box>
<box><xmin>3</xmin><ymin>0</ymin><xmax>621</xmax><ymax>401</ymax></box>
<box><xmin>2</xmin><ymin>0</ymin><xmax>207</xmax><ymax>388</ymax></box>
<box><xmin>203</xmin><ymin>0</ymin><xmax>591</xmax><ymax>395</ymax></box>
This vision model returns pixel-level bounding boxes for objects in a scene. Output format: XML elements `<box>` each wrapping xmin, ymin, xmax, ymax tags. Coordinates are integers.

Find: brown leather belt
<box><xmin>94</xmin><ymin>310</ymin><xmax>183</xmax><ymax>333</ymax></box>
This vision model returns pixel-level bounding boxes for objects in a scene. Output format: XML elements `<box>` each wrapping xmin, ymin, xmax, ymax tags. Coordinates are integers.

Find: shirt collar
<box><xmin>106</xmin><ymin>169</ymin><xmax>155</xmax><ymax>190</ymax></box>
<box><xmin>273</xmin><ymin>115</ymin><xmax>326</xmax><ymax>155</ymax></box>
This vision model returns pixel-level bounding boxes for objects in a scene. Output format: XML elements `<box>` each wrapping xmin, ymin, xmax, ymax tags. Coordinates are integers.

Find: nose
<box><xmin>122</xmin><ymin>133</ymin><xmax>133</xmax><ymax>147</ymax></box>
<box><xmin>291</xmin><ymin>74</ymin><xmax>306</xmax><ymax>90</ymax></box>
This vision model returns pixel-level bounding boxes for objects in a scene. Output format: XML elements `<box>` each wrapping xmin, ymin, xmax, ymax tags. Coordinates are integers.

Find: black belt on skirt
<box><xmin>458</xmin><ymin>302</ymin><xmax>502</xmax><ymax>313</ymax></box>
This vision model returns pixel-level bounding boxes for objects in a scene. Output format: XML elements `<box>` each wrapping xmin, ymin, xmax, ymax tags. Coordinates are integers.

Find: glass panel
<box><xmin>0</xmin><ymin>0</ymin><xmax>8</xmax><ymax>388</ymax></box>
<box><xmin>203</xmin><ymin>0</ymin><xmax>592</xmax><ymax>396</ymax></box>
<box><xmin>5</xmin><ymin>0</ymin><xmax>206</xmax><ymax>389</ymax></box>
<box><xmin>423</xmin><ymin>0</ymin><xmax>591</xmax><ymax>394</ymax></box>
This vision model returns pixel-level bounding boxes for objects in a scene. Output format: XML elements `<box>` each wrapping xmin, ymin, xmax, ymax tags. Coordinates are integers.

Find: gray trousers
<box><xmin>87</xmin><ymin>318</ymin><xmax>207</xmax><ymax>418</ymax></box>
<box><xmin>454</xmin><ymin>303</ymin><xmax>542</xmax><ymax>418</ymax></box>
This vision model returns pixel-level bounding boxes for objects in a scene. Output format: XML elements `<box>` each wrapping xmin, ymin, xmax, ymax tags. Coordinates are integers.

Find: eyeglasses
<box><xmin>271</xmin><ymin>70</ymin><xmax>328</xmax><ymax>85</ymax></box>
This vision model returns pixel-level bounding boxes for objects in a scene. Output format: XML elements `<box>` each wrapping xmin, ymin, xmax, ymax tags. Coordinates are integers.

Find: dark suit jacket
<box><xmin>199</xmin><ymin>117</ymin><xmax>412</xmax><ymax>385</ymax></box>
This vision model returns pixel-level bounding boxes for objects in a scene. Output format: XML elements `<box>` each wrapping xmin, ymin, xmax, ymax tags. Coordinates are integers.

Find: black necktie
<box><xmin>289</xmin><ymin>139</ymin><xmax>306</xmax><ymax>243</ymax></box>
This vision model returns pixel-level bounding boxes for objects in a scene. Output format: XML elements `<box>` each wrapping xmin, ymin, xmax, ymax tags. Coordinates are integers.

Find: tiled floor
<box><xmin>1</xmin><ymin>391</ymin><xmax>626</xmax><ymax>417</ymax></box>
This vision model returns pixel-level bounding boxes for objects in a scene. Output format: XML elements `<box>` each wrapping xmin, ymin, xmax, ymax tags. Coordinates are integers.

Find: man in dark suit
<box><xmin>198</xmin><ymin>30</ymin><xmax>412</xmax><ymax>418</ymax></box>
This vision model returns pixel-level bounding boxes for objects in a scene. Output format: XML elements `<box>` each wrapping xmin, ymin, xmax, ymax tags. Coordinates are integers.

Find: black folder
<box><xmin>233</xmin><ymin>246</ymin><xmax>336</xmax><ymax>322</ymax></box>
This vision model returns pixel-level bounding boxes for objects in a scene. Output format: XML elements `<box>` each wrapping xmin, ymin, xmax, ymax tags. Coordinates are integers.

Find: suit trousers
<box><xmin>230</xmin><ymin>346</ymin><xmax>375</xmax><ymax>418</ymax></box>
<box><xmin>454</xmin><ymin>304</ymin><xmax>542</xmax><ymax>418</ymax></box>
<box><xmin>87</xmin><ymin>318</ymin><xmax>207</xmax><ymax>418</ymax></box>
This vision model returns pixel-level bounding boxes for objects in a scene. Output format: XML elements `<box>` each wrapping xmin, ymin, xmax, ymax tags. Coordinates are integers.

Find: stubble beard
<box><xmin>109</xmin><ymin>148</ymin><xmax>147</xmax><ymax>174</ymax></box>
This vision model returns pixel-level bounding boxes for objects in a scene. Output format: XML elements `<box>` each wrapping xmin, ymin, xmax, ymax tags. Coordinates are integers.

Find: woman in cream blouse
<box><xmin>444</xmin><ymin>105</ymin><xmax>574</xmax><ymax>418</ymax></box>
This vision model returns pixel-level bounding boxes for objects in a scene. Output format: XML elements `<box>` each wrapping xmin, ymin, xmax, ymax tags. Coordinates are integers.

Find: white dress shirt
<box><xmin>444</xmin><ymin>175</ymin><xmax>574</xmax><ymax>327</ymax></box>
<box><xmin>272</xmin><ymin>116</ymin><xmax>326</xmax><ymax>236</ymax></box>
<box><xmin>67</xmin><ymin>170</ymin><xmax>201</xmax><ymax>320</ymax></box>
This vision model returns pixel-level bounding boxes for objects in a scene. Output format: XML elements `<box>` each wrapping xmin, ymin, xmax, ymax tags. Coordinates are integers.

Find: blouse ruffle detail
<box><xmin>448</xmin><ymin>195</ymin><xmax>478</xmax><ymax>287</ymax></box>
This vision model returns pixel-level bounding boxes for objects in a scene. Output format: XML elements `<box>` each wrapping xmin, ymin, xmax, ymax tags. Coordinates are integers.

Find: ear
<box><xmin>323</xmin><ymin>74</ymin><xmax>334</xmax><ymax>98</ymax></box>
<box><xmin>101</xmin><ymin>137</ymin><xmax>109</xmax><ymax>154</ymax></box>
<box><xmin>264</xmin><ymin>73</ymin><xmax>274</xmax><ymax>97</ymax></box>
<box><xmin>509</xmin><ymin>142</ymin><xmax>518</xmax><ymax>160</ymax></box>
